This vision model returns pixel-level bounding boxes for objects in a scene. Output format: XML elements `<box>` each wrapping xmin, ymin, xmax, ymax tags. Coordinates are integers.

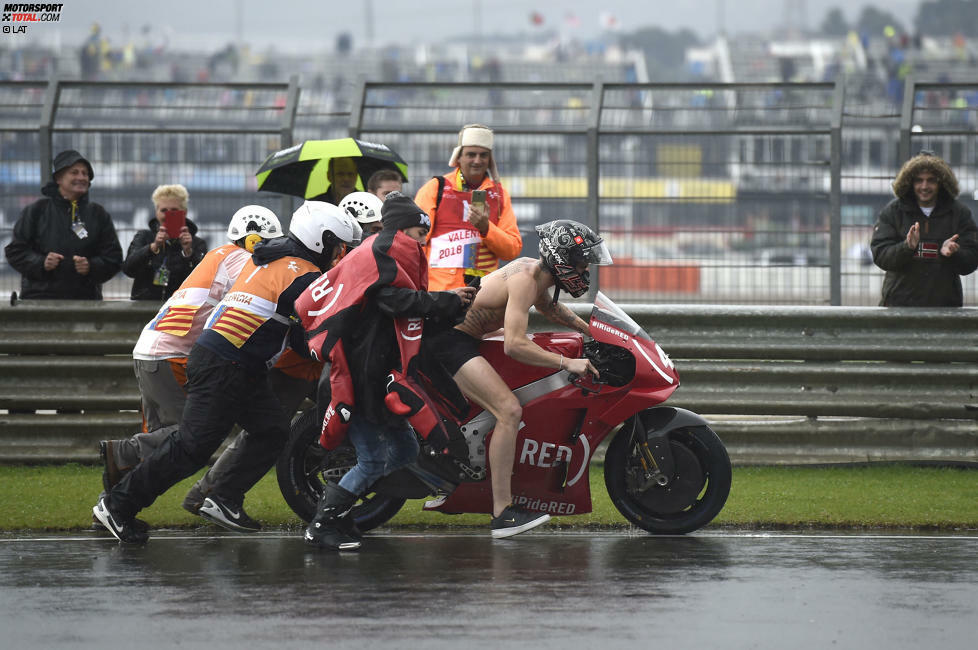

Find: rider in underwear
<box><xmin>427</xmin><ymin>219</ymin><xmax>612</xmax><ymax>538</ymax></box>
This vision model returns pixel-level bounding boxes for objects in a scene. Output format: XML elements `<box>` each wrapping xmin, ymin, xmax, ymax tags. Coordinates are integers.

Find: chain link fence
<box><xmin>2</xmin><ymin>78</ymin><xmax>976</xmax><ymax>304</ymax></box>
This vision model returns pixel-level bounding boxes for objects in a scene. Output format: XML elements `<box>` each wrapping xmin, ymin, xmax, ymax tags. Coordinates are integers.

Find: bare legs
<box><xmin>451</xmin><ymin>356</ymin><xmax>522</xmax><ymax>517</ymax></box>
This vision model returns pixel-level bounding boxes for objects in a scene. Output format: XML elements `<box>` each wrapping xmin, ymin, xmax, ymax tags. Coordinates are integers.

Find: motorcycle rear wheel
<box><xmin>604</xmin><ymin>422</ymin><xmax>731</xmax><ymax>534</ymax></box>
<box><xmin>275</xmin><ymin>408</ymin><xmax>407</xmax><ymax>530</ymax></box>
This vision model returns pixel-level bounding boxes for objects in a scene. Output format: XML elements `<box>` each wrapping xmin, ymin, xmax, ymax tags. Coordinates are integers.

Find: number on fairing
<box><xmin>655</xmin><ymin>343</ymin><xmax>674</xmax><ymax>370</ymax></box>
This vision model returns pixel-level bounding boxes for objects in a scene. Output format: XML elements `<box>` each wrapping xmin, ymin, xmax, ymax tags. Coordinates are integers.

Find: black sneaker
<box><xmin>197</xmin><ymin>497</ymin><xmax>261</xmax><ymax>533</ymax></box>
<box><xmin>304</xmin><ymin>520</ymin><xmax>361</xmax><ymax>551</ymax></box>
<box><xmin>490</xmin><ymin>505</ymin><xmax>551</xmax><ymax>539</ymax></box>
<box><xmin>99</xmin><ymin>441</ymin><xmax>128</xmax><ymax>492</ymax></box>
<box><xmin>92</xmin><ymin>496</ymin><xmax>149</xmax><ymax>544</ymax></box>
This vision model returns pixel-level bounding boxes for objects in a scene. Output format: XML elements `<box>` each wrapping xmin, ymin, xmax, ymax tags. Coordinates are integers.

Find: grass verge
<box><xmin>1</xmin><ymin>463</ymin><xmax>976</xmax><ymax>532</ymax></box>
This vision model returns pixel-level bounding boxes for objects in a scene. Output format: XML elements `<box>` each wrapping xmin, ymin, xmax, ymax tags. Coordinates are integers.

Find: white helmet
<box><xmin>339</xmin><ymin>191</ymin><xmax>383</xmax><ymax>226</ymax></box>
<box><xmin>226</xmin><ymin>205</ymin><xmax>283</xmax><ymax>242</ymax></box>
<box><xmin>289</xmin><ymin>201</ymin><xmax>363</xmax><ymax>258</ymax></box>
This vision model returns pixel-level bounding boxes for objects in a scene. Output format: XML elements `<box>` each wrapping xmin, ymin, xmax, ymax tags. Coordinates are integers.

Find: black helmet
<box><xmin>536</xmin><ymin>220</ymin><xmax>612</xmax><ymax>298</ymax></box>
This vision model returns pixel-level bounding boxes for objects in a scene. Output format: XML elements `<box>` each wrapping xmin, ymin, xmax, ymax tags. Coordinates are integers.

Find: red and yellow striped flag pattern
<box><xmin>209</xmin><ymin>306</ymin><xmax>265</xmax><ymax>348</ymax></box>
<box><xmin>151</xmin><ymin>305</ymin><xmax>200</xmax><ymax>337</ymax></box>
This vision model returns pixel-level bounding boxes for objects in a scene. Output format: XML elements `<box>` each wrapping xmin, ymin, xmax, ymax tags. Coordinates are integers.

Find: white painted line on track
<box><xmin>2</xmin><ymin>531</ymin><xmax>977</xmax><ymax>543</ymax></box>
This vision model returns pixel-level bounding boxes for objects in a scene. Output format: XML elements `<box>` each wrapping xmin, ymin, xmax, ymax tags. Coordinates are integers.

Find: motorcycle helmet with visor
<box><xmin>536</xmin><ymin>219</ymin><xmax>612</xmax><ymax>299</ymax></box>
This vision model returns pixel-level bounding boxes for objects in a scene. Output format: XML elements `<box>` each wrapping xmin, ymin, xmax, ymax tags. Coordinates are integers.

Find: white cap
<box><xmin>447</xmin><ymin>123</ymin><xmax>499</xmax><ymax>182</ymax></box>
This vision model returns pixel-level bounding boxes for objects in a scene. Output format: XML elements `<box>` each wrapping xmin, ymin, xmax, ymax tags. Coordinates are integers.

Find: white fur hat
<box><xmin>447</xmin><ymin>123</ymin><xmax>499</xmax><ymax>182</ymax></box>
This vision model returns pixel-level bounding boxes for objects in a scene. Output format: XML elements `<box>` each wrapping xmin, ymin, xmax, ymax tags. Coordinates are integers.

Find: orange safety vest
<box><xmin>199</xmin><ymin>254</ymin><xmax>320</xmax><ymax>368</ymax></box>
<box><xmin>425</xmin><ymin>181</ymin><xmax>504</xmax><ymax>279</ymax></box>
<box><xmin>134</xmin><ymin>243</ymin><xmax>251</xmax><ymax>360</ymax></box>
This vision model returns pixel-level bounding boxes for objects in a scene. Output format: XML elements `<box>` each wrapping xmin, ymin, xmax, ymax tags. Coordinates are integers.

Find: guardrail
<box><xmin>546</xmin><ymin>303</ymin><xmax>978</xmax><ymax>464</ymax></box>
<box><xmin>1</xmin><ymin>300</ymin><xmax>976</xmax><ymax>465</ymax></box>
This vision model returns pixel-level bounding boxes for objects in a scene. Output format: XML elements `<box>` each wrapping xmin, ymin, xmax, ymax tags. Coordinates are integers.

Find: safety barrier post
<box><xmin>279</xmin><ymin>74</ymin><xmax>301</xmax><ymax>223</ymax></box>
<box><xmin>829</xmin><ymin>78</ymin><xmax>844</xmax><ymax>305</ymax></box>
<box><xmin>898</xmin><ymin>75</ymin><xmax>916</xmax><ymax>163</ymax></box>
<box><xmin>587</xmin><ymin>78</ymin><xmax>604</xmax><ymax>300</ymax></box>
<box><xmin>348</xmin><ymin>75</ymin><xmax>368</xmax><ymax>139</ymax></box>
<box><xmin>38</xmin><ymin>76</ymin><xmax>61</xmax><ymax>185</ymax></box>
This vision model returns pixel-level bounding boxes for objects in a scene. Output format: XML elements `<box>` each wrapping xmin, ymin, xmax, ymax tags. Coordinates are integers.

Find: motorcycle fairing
<box><xmin>424</xmin><ymin>295</ymin><xmax>681</xmax><ymax>517</ymax></box>
<box><xmin>424</xmin><ymin>373</ymin><xmax>603</xmax><ymax>515</ymax></box>
<box><xmin>450</xmin><ymin>368</ymin><xmax>582</xmax><ymax>475</ymax></box>
<box><xmin>474</xmin><ymin>333</ymin><xmax>583</xmax><ymax>397</ymax></box>
<box><xmin>589</xmin><ymin>309</ymin><xmax>677</xmax><ymax>390</ymax></box>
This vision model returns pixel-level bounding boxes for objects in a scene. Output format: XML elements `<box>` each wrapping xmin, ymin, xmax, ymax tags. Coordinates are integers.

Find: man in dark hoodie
<box><xmin>5</xmin><ymin>150</ymin><xmax>122</xmax><ymax>300</ymax></box>
<box><xmin>122</xmin><ymin>183</ymin><xmax>208</xmax><ymax>301</ymax></box>
<box><xmin>93</xmin><ymin>201</ymin><xmax>362</xmax><ymax>543</ymax></box>
<box><xmin>871</xmin><ymin>151</ymin><xmax>978</xmax><ymax>306</ymax></box>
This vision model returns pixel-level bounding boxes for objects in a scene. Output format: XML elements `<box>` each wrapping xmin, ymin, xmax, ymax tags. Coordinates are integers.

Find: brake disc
<box><xmin>629</xmin><ymin>441</ymin><xmax>705</xmax><ymax>515</ymax></box>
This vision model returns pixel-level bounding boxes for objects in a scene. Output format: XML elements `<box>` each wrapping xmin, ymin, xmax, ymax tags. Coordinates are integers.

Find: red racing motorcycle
<box><xmin>277</xmin><ymin>292</ymin><xmax>731</xmax><ymax>535</ymax></box>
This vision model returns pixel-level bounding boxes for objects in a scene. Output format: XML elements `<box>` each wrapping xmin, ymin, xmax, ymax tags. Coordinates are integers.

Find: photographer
<box><xmin>123</xmin><ymin>184</ymin><xmax>207</xmax><ymax>301</ymax></box>
<box><xmin>414</xmin><ymin>123</ymin><xmax>522</xmax><ymax>291</ymax></box>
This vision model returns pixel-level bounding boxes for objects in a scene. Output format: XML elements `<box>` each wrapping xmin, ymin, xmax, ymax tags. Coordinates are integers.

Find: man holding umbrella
<box><xmin>414</xmin><ymin>124</ymin><xmax>522</xmax><ymax>291</ymax></box>
<box><xmin>313</xmin><ymin>157</ymin><xmax>359</xmax><ymax>205</ymax></box>
<box><xmin>256</xmin><ymin>138</ymin><xmax>409</xmax><ymax>207</ymax></box>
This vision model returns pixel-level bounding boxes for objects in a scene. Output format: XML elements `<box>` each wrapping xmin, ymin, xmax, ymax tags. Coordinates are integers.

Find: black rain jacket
<box><xmin>4</xmin><ymin>181</ymin><xmax>122</xmax><ymax>299</ymax></box>
<box><xmin>123</xmin><ymin>216</ymin><xmax>207</xmax><ymax>301</ymax></box>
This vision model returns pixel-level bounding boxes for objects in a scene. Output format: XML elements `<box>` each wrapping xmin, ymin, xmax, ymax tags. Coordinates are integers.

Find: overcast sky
<box><xmin>25</xmin><ymin>0</ymin><xmax>920</xmax><ymax>54</ymax></box>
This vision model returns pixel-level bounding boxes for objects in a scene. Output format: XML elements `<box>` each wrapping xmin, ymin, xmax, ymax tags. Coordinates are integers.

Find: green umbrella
<box><xmin>256</xmin><ymin>138</ymin><xmax>409</xmax><ymax>200</ymax></box>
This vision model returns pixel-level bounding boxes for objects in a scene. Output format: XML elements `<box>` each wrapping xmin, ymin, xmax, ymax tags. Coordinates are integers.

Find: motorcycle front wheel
<box><xmin>275</xmin><ymin>408</ymin><xmax>407</xmax><ymax>530</ymax></box>
<box><xmin>604</xmin><ymin>422</ymin><xmax>731</xmax><ymax>534</ymax></box>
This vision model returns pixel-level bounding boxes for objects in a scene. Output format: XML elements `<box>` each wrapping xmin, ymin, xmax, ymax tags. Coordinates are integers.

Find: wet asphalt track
<box><xmin>1</xmin><ymin>529</ymin><xmax>976</xmax><ymax>649</ymax></box>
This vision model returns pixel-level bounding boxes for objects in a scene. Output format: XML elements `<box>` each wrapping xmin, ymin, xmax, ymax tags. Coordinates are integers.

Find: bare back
<box><xmin>454</xmin><ymin>258</ymin><xmax>552</xmax><ymax>338</ymax></box>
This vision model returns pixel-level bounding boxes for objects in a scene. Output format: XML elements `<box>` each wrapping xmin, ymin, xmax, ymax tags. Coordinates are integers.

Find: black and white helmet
<box><xmin>536</xmin><ymin>220</ymin><xmax>612</xmax><ymax>298</ymax></box>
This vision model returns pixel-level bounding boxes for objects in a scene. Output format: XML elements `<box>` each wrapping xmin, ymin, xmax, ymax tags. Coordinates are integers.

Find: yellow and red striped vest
<box><xmin>200</xmin><ymin>254</ymin><xmax>320</xmax><ymax>367</ymax></box>
<box><xmin>133</xmin><ymin>244</ymin><xmax>250</xmax><ymax>360</ymax></box>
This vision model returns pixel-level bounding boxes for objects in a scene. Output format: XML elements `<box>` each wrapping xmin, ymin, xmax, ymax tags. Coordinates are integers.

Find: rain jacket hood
<box><xmin>892</xmin><ymin>153</ymin><xmax>959</xmax><ymax>203</ymax></box>
<box><xmin>41</xmin><ymin>179</ymin><xmax>84</xmax><ymax>202</ymax></box>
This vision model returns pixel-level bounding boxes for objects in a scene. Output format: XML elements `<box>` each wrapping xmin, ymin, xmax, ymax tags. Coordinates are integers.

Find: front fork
<box><xmin>629</xmin><ymin>415</ymin><xmax>676</xmax><ymax>489</ymax></box>
<box><xmin>625</xmin><ymin>406</ymin><xmax>716</xmax><ymax>491</ymax></box>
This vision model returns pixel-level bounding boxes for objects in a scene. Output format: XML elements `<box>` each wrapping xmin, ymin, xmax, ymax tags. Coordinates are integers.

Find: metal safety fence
<box><xmin>2</xmin><ymin>78</ymin><xmax>977</xmax><ymax>304</ymax></box>
<box><xmin>0</xmin><ymin>78</ymin><xmax>299</xmax><ymax>299</ymax></box>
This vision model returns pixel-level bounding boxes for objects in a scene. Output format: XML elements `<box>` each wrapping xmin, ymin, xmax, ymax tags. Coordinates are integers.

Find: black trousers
<box><xmin>203</xmin><ymin>368</ymin><xmax>314</xmax><ymax>503</ymax></box>
<box><xmin>108</xmin><ymin>345</ymin><xmax>289</xmax><ymax>520</ymax></box>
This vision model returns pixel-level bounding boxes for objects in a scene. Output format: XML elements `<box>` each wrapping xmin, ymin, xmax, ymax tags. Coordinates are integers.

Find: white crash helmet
<box><xmin>289</xmin><ymin>201</ymin><xmax>363</xmax><ymax>257</ymax></box>
<box><xmin>338</xmin><ymin>191</ymin><xmax>383</xmax><ymax>227</ymax></box>
<box><xmin>226</xmin><ymin>205</ymin><xmax>284</xmax><ymax>242</ymax></box>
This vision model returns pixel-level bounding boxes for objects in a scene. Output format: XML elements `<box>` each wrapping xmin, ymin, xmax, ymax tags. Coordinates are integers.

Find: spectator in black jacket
<box><xmin>123</xmin><ymin>184</ymin><xmax>207</xmax><ymax>301</ymax></box>
<box><xmin>4</xmin><ymin>150</ymin><xmax>122</xmax><ymax>300</ymax></box>
<box><xmin>871</xmin><ymin>151</ymin><xmax>978</xmax><ymax>306</ymax></box>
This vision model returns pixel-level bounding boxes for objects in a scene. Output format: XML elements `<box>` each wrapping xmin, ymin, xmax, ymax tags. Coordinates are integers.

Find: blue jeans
<box><xmin>337</xmin><ymin>415</ymin><xmax>419</xmax><ymax>497</ymax></box>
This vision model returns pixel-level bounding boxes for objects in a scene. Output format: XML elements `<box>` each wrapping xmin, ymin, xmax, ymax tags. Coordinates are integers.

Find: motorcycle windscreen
<box><xmin>591</xmin><ymin>291</ymin><xmax>650</xmax><ymax>340</ymax></box>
